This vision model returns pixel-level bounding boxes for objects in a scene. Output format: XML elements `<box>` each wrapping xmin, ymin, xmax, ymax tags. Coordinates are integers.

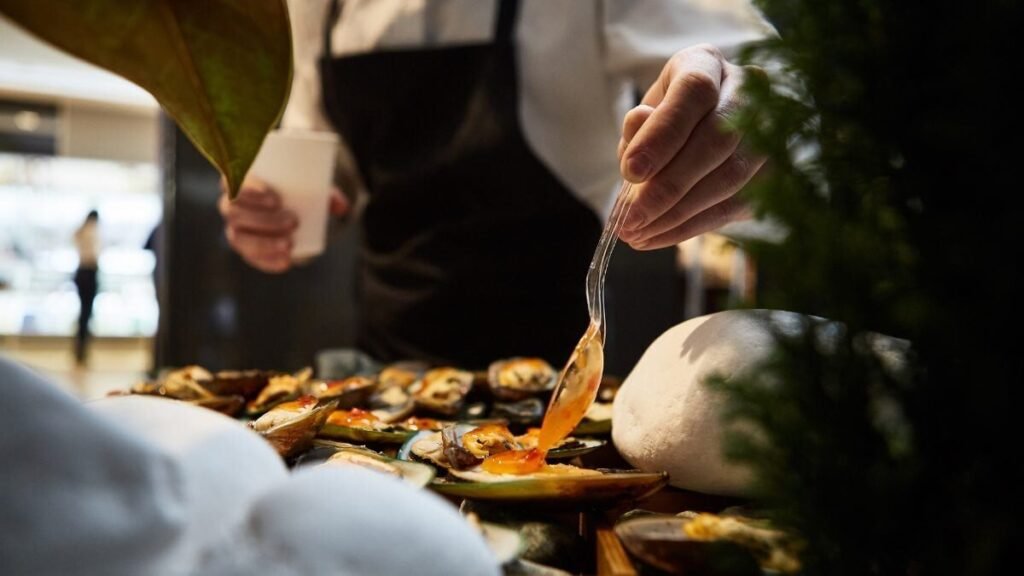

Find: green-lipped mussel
<box><xmin>249</xmin><ymin>395</ymin><xmax>336</xmax><ymax>458</ymax></box>
<box><xmin>486</xmin><ymin>357</ymin><xmax>556</xmax><ymax>402</ymax></box>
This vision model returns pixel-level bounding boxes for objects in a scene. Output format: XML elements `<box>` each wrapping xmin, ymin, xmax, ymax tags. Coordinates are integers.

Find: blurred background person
<box><xmin>72</xmin><ymin>209</ymin><xmax>99</xmax><ymax>366</ymax></box>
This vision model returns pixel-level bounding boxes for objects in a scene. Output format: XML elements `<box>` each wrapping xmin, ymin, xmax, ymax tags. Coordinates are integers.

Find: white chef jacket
<box><xmin>283</xmin><ymin>0</ymin><xmax>773</xmax><ymax>218</ymax></box>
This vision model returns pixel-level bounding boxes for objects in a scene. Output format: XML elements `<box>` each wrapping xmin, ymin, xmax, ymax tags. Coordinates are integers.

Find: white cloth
<box><xmin>0</xmin><ymin>356</ymin><xmax>499</xmax><ymax>575</ymax></box>
<box><xmin>283</xmin><ymin>0</ymin><xmax>773</xmax><ymax>218</ymax></box>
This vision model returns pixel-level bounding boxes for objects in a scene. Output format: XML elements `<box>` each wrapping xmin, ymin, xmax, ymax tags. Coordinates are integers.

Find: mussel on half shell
<box><xmin>404</xmin><ymin>424</ymin><xmax>605</xmax><ymax>471</ymax></box>
<box><xmin>410</xmin><ymin>367</ymin><xmax>474</xmax><ymax>416</ymax></box>
<box><xmin>319</xmin><ymin>408</ymin><xmax>446</xmax><ymax>444</ymax></box>
<box><xmin>305</xmin><ymin>375</ymin><xmax>378</xmax><ymax>409</ymax></box>
<box><xmin>249</xmin><ymin>395</ymin><xmax>336</xmax><ymax>458</ymax></box>
<box><xmin>310</xmin><ymin>440</ymin><xmax>435</xmax><ymax>488</ymax></box>
<box><xmin>245</xmin><ymin>368</ymin><xmax>313</xmax><ymax>416</ymax></box>
<box><xmin>203</xmin><ymin>369</ymin><xmax>279</xmax><ymax>400</ymax></box>
<box><xmin>486</xmin><ymin>358</ymin><xmax>556</xmax><ymax>401</ymax></box>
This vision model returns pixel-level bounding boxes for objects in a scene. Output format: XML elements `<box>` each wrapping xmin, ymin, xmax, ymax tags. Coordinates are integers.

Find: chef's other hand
<box><xmin>218</xmin><ymin>177</ymin><xmax>349</xmax><ymax>274</ymax></box>
<box><xmin>617</xmin><ymin>44</ymin><xmax>767</xmax><ymax>250</ymax></box>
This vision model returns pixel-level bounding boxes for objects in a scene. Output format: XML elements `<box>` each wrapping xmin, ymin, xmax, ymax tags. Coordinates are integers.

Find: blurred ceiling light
<box><xmin>13</xmin><ymin>110</ymin><xmax>41</xmax><ymax>132</ymax></box>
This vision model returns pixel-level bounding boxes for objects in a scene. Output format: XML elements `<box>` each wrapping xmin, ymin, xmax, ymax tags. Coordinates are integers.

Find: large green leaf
<box><xmin>0</xmin><ymin>0</ymin><xmax>292</xmax><ymax>196</ymax></box>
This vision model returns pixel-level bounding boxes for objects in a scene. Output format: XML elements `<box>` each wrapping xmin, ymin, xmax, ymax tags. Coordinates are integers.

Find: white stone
<box><xmin>612</xmin><ymin>310</ymin><xmax>802</xmax><ymax>496</ymax></box>
<box><xmin>202</xmin><ymin>467</ymin><xmax>500</xmax><ymax>576</ymax></box>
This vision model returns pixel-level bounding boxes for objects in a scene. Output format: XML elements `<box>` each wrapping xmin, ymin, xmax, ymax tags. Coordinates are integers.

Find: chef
<box><xmin>220</xmin><ymin>0</ymin><xmax>773</xmax><ymax>367</ymax></box>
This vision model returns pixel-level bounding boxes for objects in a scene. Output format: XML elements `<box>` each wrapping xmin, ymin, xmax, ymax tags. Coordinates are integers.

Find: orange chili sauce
<box><xmin>481</xmin><ymin>448</ymin><xmax>546</xmax><ymax>474</ymax></box>
<box><xmin>480</xmin><ymin>322</ymin><xmax>604</xmax><ymax>475</ymax></box>
<box><xmin>327</xmin><ymin>407</ymin><xmax>379</xmax><ymax>428</ymax></box>
<box><xmin>277</xmin><ymin>395</ymin><xmax>318</xmax><ymax>412</ymax></box>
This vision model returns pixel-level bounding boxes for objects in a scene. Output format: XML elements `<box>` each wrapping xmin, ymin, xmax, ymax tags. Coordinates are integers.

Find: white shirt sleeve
<box><xmin>281</xmin><ymin>0</ymin><xmax>333</xmax><ymax>132</ymax></box>
<box><xmin>602</xmin><ymin>0</ymin><xmax>776</xmax><ymax>91</ymax></box>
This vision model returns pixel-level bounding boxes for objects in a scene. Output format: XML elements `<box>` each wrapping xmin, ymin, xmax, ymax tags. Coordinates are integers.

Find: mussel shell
<box><xmin>367</xmin><ymin>385</ymin><xmax>415</xmax><ymax>423</ymax></box>
<box><xmin>614</xmin><ymin>516</ymin><xmax>762</xmax><ymax>575</ymax></box>
<box><xmin>543</xmin><ymin>438</ymin><xmax>605</xmax><ymax>460</ymax></box>
<box><xmin>309</xmin><ymin>440</ymin><xmax>435</xmax><ymax>488</ymax></box>
<box><xmin>571</xmin><ymin>419</ymin><xmax>612</xmax><ymax>437</ymax></box>
<box><xmin>186</xmin><ymin>394</ymin><xmax>245</xmax><ymax>417</ymax></box>
<box><xmin>245</xmin><ymin>374</ymin><xmax>306</xmax><ymax>417</ymax></box>
<box><xmin>429</xmin><ymin>469</ymin><xmax>668</xmax><ymax>505</ymax></box>
<box><xmin>132</xmin><ymin>369</ymin><xmax>213</xmax><ymax>401</ymax></box>
<box><xmin>203</xmin><ymin>370</ymin><xmax>279</xmax><ymax>400</ymax></box>
<box><xmin>401</xmin><ymin>428</ymin><xmax>442</xmax><ymax>463</ymax></box>
<box><xmin>378</xmin><ymin>361</ymin><xmax>428</xmax><ymax>389</ymax></box>
<box><xmin>252</xmin><ymin>400</ymin><xmax>337</xmax><ymax>459</ymax></box>
<box><xmin>490</xmin><ymin>398</ymin><xmax>545</xmax><ymax>426</ymax></box>
<box><xmin>318</xmin><ymin>422</ymin><xmax>418</xmax><ymax>445</ymax></box>
<box><xmin>486</xmin><ymin>358</ymin><xmax>556</xmax><ymax>402</ymax></box>
<box><xmin>130</xmin><ymin>380</ymin><xmax>200</xmax><ymax>400</ymax></box>
<box><xmin>399</xmin><ymin>426</ymin><xmax>607</xmax><ymax>468</ymax></box>
<box><xmin>443</xmin><ymin>424</ymin><xmax>484</xmax><ymax>469</ymax></box>
<box><xmin>306</xmin><ymin>376</ymin><xmax>378</xmax><ymax>409</ymax></box>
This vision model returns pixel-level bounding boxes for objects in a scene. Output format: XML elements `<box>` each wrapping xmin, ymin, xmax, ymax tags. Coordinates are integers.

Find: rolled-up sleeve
<box><xmin>281</xmin><ymin>0</ymin><xmax>334</xmax><ymax>131</ymax></box>
<box><xmin>602</xmin><ymin>0</ymin><xmax>776</xmax><ymax>90</ymax></box>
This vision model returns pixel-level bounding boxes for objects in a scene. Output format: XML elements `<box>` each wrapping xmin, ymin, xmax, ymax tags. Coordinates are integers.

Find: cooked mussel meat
<box><xmin>132</xmin><ymin>365</ymin><xmax>214</xmax><ymax>400</ymax></box>
<box><xmin>246</xmin><ymin>368</ymin><xmax>312</xmax><ymax>416</ymax></box>
<box><xmin>461</xmin><ymin>424</ymin><xmax>517</xmax><ymax>459</ymax></box>
<box><xmin>306</xmin><ymin>375</ymin><xmax>377</xmax><ymax>409</ymax></box>
<box><xmin>378</xmin><ymin>361</ymin><xmax>427</xmax><ymax>389</ymax></box>
<box><xmin>442</xmin><ymin>424</ymin><xmax>482</xmax><ymax>470</ymax></box>
<box><xmin>367</xmin><ymin>384</ymin><xmax>415</xmax><ymax>423</ymax></box>
<box><xmin>486</xmin><ymin>358</ymin><xmax>556</xmax><ymax>401</ymax></box>
<box><xmin>411</xmin><ymin>367</ymin><xmax>474</xmax><ymax>415</ymax></box>
<box><xmin>325</xmin><ymin>450</ymin><xmax>402</xmax><ymax>477</ymax></box>
<box><xmin>410</xmin><ymin>423</ymin><xmax>603</xmax><ymax>472</ymax></box>
<box><xmin>318</xmin><ymin>408</ymin><xmax>441</xmax><ymax>444</ymax></box>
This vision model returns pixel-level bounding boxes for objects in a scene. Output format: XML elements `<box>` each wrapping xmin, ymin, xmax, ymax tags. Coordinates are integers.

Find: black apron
<box><xmin>320</xmin><ymin>0</ymin><xmax>601</xmax><ymax>368</ymax></box>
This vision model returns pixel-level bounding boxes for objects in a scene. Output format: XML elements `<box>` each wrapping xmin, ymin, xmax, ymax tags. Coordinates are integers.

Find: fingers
<box><xmin>222</xmin><ymin>203</ymin><xmax>298</xmax><ymax>235</ymax></box>
<box><xmin>623</xmin><ymin>146</ymin><xmax>766</xmax><ymax>248</ymax></box>
<box><xmin>221</xmin><ymin>177</ymin><xmax>282</xmax><ymax>210</ymax></box>
<box><xmin>622</xmin><ymin>44</ymin><xmax>725</xmax><ymax>183</ymax></box>
<box><xmin>615</xmin><ymin>48</ymin><xmax>764</xmax><ymax>249</ymax></box>
<box><xmin>328</xmin><ymin>187</ymin><xmax>350</xmax><ymax>217</ymax></box>
<box><xmin>225</xmin><ymin>227</ymin><xmax>293</xmax><ymax>273</ymax></box>
<box><xmin>621</xmin><ymin>64</ymin><xmax>750</xmax><ymax>238</ymax></box>
<box><xmin>219</xmin><ymin>176</ymin><xmax>296</xmax><ymax>274</ymax></box>
<box><xmin>618</xmin><ymin>105</ymin><xmax>655</xmax><ymax>161</ymax></box>
<box><xmin>629</xmin><ymin>195</ymin><xmax>754</xmax><ymax>250</ymax></box>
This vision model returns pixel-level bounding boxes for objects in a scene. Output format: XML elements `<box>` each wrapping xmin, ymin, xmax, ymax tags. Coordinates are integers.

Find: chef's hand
<box><xmin>218</xmin><ymin>177</ymin><xmax>349</xmax><ymax>273</ymax></box>
<box><xmin>617</xmin><ymin>44</ymin><xmax>767</xmax><ymax>250</ymax></box>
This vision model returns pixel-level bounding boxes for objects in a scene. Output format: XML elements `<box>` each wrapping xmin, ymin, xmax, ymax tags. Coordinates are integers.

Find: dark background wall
<box><xmin>155</xmin><ymin>118</ymin><xmax>357</xmax><ymax>372</ymax></box>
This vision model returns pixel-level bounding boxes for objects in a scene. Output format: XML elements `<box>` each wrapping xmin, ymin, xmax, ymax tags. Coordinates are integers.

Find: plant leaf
<box><xmin>0</xmin><ymin>0</ymin><xmax>293</xmax><ymax>196</ymax></box>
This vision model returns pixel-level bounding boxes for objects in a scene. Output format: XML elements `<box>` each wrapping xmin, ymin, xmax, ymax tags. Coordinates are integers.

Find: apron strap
<box><xmin>324</xmin><ymin>0</ymin><xmax>520</xmax><ymax>54</ymax></box>
<box><xmin>494</xmin><ymin>0</ymin><xmax>520</xmax><ymax>44</ymax></box>
<box><xmin>324</xmin><ymin>0</ymin><xmax>342</xmax><ymax>55</ymax></box>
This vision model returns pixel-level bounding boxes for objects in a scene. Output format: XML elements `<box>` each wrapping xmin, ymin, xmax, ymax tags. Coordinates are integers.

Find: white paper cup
<box><xmin>246</xmin><ymin>129</ymin><xmax>339</xmax><ymax>261</ymax></box>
